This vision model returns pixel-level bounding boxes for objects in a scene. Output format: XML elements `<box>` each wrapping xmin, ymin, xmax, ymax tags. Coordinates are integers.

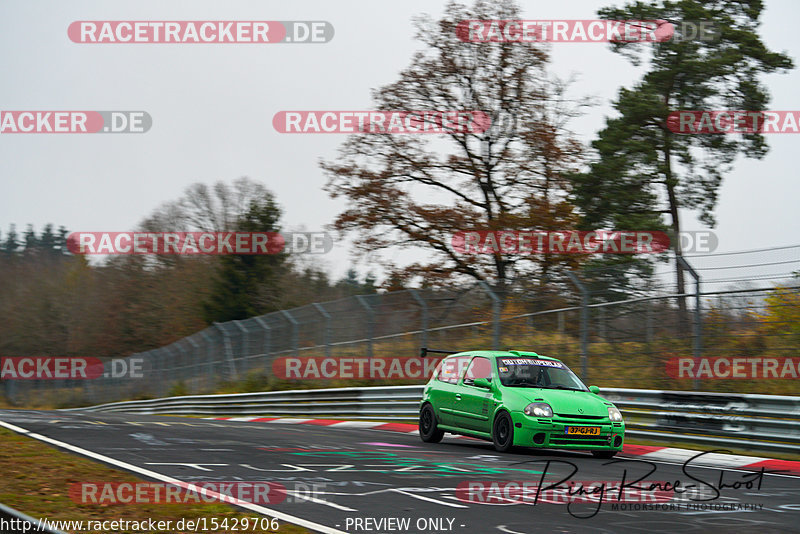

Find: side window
<box><xmin>436</xmin><ymin>356</ymin><xmax>471</xmax><ymax>384</ymax></box>
<box><xmin>435</xmin><ymin>357</ymin><xmax>456</xmax><ymax>384</ymax></box>
<box><xmin>463</xmin><ymin>356</ymin><xmax>492</xmax><ymax>386</ymax></box>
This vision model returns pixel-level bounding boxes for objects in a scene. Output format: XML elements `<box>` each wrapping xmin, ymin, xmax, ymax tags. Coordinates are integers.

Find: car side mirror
<box><xmin>473</xmin><ymin>377</ymin><xmax>492</xmax><ymax>389</ymax></box>
<box><xmin>589</xmin><ymin>385</ymin><xmax>600</xmax><ymax>394</ymax></box>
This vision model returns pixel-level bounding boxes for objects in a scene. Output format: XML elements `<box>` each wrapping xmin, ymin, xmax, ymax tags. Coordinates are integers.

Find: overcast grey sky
<box><xmin>1</xmin><ymin>0</ymin><xmax>798</xmax><ymax>281</ymax></box>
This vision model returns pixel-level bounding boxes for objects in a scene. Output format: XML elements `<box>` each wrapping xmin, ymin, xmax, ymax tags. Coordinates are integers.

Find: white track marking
<box><xmin>0</xmin><ymin>420</ymin><xmax>349</xmax><ymax>534</ymax></box>
<box><xmin>145</xmin><ymin>462</ymin><xmax>227</xmax><ymax>471</ymax></box>
<box><xmin>329</xmin><ymin>421</ymin><xmax>385</xmax><ymax>429</ymax></box>
<box><xmin>639</xmin><ymin>447</ymin><xmax>770</xmax><ymax>468</ymax></box>
<box><xmin>265</xmin><ymin>418</ymin><xmax>313</xmax><ymax>424</ymax></box>
<box><xmin>498</xmin><ymin>525</ymin><xmax>527</xmax><ymax>534</ymax></box>
<box><xmin>390</xmin><ymin>488</ymin><xmax>468</xmax><ymax>508</ymax></box>
<box><xmin>285</xmin><ymin>490</ymin><xmax>357</xmax><ymax>511</ymax></box>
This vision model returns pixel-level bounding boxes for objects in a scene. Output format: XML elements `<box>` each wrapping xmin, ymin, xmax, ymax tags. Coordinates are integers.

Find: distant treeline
<box><xmin>0</xmin><ymin>179</ymin><xmax>383</xmax><ymax>360</ymax></box>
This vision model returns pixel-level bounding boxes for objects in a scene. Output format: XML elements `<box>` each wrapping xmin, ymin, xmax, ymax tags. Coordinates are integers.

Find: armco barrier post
<box><xmin>214</xmin><ymin>322</ymin><xmax>238</xmax><ymax>381</ymax></box>
<box><xmin>677</xmin><ymin>256</ymin><xmax>702</xmax><ymax>390</ymax></box>
<box><xmin>356</xmin><ymin>295</ymin><xmax>374</xmax><ymax>359</ymax></box>
<box><xmin>186</xmin><ymin>337</ymin><xmax>201</xmax><ymax>393</ymax></box>
<box><xmin>155</xmin><ymin>348</ymin><xmax>169</xmax><ymax>397</ymax></box>
<box><xmin>478</xmin><ymin>281</ymin><xmax>501</xmax><ymax>350</ymax></box>
<box><xmin>409</xmin><ymin>289</ymin><xmax>429</xmax><ymax>350</ymax></box>
<box><xmin>313</xmin><ymin>302</ymin><xmax>332</xmax><ymax>358</ymax></box>
<box><xmin>165</xmin><ymin>346</ymin><xmax>178</xmax><ymax>387</ymax></box>
<box><xmin>234</xmin><ymin>320</ymin><xmax>249</xmax><ymax>374</ymax></box>
<box><xmin>200</xmin><ymin>329</ymin><xmax>216</xmax><ymax>387</ymax></box>
<box><xmin>253</xmin><ymin>316</ymin><xmax>272</xmax><ymax>362</ymax></box>
<box><xmin>281</xmin><ymin>310</ymin><xmax>299</xmax><ymax>357</ymax></box>
<box><xmin>567</xmin><ymin>272</ymin><xmax>590</xmax><ymax>380</ymax></box>
<box><xmin>177</xmin><ymin>342</ymin><xmax>189</xmax><ymax>381</ymax></box>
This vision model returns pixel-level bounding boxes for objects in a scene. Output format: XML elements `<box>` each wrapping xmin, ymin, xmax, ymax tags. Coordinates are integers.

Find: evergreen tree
<box><xmin>572</xmin><ymin>0</ymin><xmax>793</xmax><ymax>308</ymax></box>
<box><xmin>202</xmin><ymin>193</ymin><xmax>286</xmax><ymax>323</ymax></box>
<box><xmin>1</xmin><ymin>224</ymin><xmax>18</xmax><ymax>255</ymax></box>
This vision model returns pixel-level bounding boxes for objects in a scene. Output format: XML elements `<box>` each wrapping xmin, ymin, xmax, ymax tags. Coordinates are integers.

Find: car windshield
<box><xmin>496</xmin><ymin>357</ymin><xmax>588</xmax><ymax>391</ymax></box>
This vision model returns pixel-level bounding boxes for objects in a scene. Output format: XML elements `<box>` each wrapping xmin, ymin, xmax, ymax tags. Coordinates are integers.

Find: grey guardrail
<box><xmin>0</xmin><ymin>502</ymin><xmax>68</xmax><ymax>534</ymax></box>
<box><xmin>68</xmin><ymin>386</ymin><xmax>426</xmax><ymax>419</ymax></box>
<box><xmin>69</xmin><ymin>386</ymin><xmax>800</xmax><ymax>454</ymax></box>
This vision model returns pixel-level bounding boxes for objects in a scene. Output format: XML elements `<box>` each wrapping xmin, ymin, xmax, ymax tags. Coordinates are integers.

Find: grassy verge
<box><xmin>0</xmin><ymin>427</ymin><xmax>310</xmax><ymax>534</ymax></box>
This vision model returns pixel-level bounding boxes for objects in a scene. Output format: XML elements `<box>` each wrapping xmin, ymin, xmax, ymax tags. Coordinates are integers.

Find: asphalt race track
<box><xmin>1</xmin><ymin>409</ymin><xmax>799</xmax><ymax>534</ymax></box>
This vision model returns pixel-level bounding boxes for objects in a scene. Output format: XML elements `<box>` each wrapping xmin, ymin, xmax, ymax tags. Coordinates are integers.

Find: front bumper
<box><xmin>510</xmin><ymin>411</ymin><xmax>625</xmax><ymax>450</ymax></box>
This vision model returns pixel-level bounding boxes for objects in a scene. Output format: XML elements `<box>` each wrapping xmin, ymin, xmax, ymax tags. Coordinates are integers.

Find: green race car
<box><xmin>418</xmin><ymin>350</ymin><xmax>625</xmax><ymax>458</ymax></box>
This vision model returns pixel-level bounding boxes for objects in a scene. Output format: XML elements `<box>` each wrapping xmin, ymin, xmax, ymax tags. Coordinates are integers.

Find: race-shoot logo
<box><xmin>68</xmin><ymin>21</ymin><xmax>334</xmax><ymax>43</ymax></box>
<box><xmin>0</xmin><ymin>111</ymin><xmax>151</xmax><ymax>133</ymax></box>
<box><xmin>272</xmin><ymin>111</ymin><xmax>491</xmax><ymax>134</ymax></box>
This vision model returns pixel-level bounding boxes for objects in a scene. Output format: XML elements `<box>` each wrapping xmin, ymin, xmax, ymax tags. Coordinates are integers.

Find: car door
<box><xmin>431</xmin><ymin>355</ymin><xmax>472</xmax><ymax>426</ymax></box>
<box><xmin>453</xmin><ymin>356</ymin><xmax>494</xmax><ymax>433</ymax></box>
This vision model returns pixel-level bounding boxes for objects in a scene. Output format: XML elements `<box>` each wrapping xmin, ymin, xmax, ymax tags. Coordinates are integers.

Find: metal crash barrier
<box><xmin>70</xmin><ymin>386</ymin><xmax>800</xmax><ymax>454</ymax></box>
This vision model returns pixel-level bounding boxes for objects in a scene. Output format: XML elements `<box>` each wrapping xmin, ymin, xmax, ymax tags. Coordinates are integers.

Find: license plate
<box><xmin>565</xmin><ymin>426</ymin><xmax>601</xmax><ymax>435</ymax></box>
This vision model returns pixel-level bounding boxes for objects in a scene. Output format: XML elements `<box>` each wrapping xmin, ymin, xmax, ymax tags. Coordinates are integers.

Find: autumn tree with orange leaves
<box><xmin>323</xmin><ymin>0</ymin><xmax>590</xmax><ymax>299</ymax></box>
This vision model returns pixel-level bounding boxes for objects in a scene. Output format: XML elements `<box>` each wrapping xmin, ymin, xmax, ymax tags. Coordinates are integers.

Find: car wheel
<box><xmin>419</xmin><ymin>404</ymin><xmax>444</xmax><ymax>443</ymax></box>
<box><xmin>492</xmin><ymin>411</ymin><xmax>514</xmax><ymax>452</ymax></box>
<box><xmin>592</xmin><ymin>450</ymin><xmax>617</xmax><ymax>459</ymax></box>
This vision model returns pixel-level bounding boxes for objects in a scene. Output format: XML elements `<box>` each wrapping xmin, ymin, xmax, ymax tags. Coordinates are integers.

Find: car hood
<box><xmin>504</xmin><ymin>388</ymin><xmax>610</xmax><ymax>416</ymax></box>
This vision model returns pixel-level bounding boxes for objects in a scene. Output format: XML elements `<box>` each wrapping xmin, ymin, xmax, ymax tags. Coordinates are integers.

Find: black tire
<box><xmin>419</xmin><ymin>404</ymin><xmax>444</xmax><ymax>443</ymax></box>
<box><xmin>492</xmin><ymin>411</ymin><xmax>514</xmax><ymax>452</ymax></box>
<box><xmin>592</xmin><ymin>450</ymin><xmax>618</xmax><ymax>459</ymax></box>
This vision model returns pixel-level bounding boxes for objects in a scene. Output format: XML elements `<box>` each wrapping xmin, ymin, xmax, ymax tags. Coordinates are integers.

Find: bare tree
<box><xmin>141</xmin><ymin>177</ymin><xmax>273</xmax><ymax>232</ymax></box>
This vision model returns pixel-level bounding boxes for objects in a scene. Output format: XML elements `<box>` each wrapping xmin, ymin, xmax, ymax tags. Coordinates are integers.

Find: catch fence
<box><xmin>4</xmin><ymin>247</ymin><xmax>798</xmax><ymax>406</ymax></box>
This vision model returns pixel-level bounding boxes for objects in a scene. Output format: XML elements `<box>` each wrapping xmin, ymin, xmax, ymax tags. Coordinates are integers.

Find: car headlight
<box><xmin>608</xmin><ymin>406</ymin><xmax>623</xmax><ymax>422</ymax></box>
<box><xmin>524</xmin><ymin>403</ymin><xmax>553</xmax><ymax>418</ymax></box>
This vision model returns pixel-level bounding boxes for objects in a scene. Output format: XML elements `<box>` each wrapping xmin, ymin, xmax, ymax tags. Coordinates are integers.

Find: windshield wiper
<box><xmin>538</xmin><ymin>385</ymin><xmax>583</xmax><ymax>391</ymax></box>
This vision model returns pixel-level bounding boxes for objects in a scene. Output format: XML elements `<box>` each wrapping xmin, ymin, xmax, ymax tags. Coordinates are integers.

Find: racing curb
<box><xmin>207</xmin><ymin>416</ymin><xmax>800</xmax><ymax>476</ymax></box>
